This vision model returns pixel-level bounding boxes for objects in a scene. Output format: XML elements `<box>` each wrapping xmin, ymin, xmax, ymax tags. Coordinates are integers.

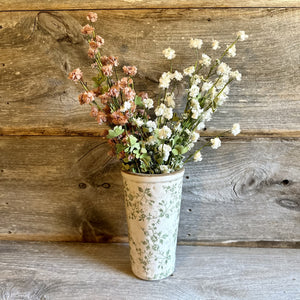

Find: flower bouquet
<box><xmin>68</xmin><ymin>12</ymin><xmax>248</xmax><ymax>280</ymax></box>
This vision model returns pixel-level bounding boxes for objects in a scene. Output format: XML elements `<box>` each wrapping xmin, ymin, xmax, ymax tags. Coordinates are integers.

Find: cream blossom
<box><xmin>155</xmin><ymin>103</ymin><xmax>167</xmax><ymax>117</ymax></box>
<box><xmin>231</xmin><ymin>123</ymin><xmax>241</xmax><ymax>136</ymax></box>
<box><xmin>133</xmin><ymin>118</ymin><xmax>144</xmax><ymax>127</ymax></box>
<box><xmin>160</xmin><ymin>165</ymin><xmax>171</xmax><ymax>173</ymax></box>
<box><xmin>183</xmin><ymin>66</ymin><xmax>195</xmax><ymax>77</ymax></box>
<box><xmin>230</xmin><ymin>70</ymin><xmax>242</xmax><ymax>81</ymax></box>
<box><xmin>159</xmin><ymin>72</ymin><xmax>172</xmax><ymax>89</ymax></box>
<box><xmin>158</xmin><ymin>144</ymin><xmax>172</xmax><ymax>161</ymax></box>
<box><xmin>189</xmin><ymin>85</ymin><xmax>200</xmax><ymax>98</ymax></box>
<box><xmin>189</xmin><ymin>38</ymin><xmax>203</xmax><ymax>49</ymax></box>
<box><xmin>87</xmin><ymin>12</ymin><xmax>98</xmax><ymax>22</ymax></box>
<box><xmin>237</xmin><ymin>31</ymin><xmax>249</xmax><ymax>41</ymax></box>
<box><xmin>191</xmin><ymin>131</ymin><xmax>200</xmax><ymax>143</ymax></box>
<box><xmin>227</xmin><ymin>44</ymin><xmax>236</xmax><ymax>57</ymax></box>
<box><xmin>199</xmin><ymin>54</ymin><xmax>211</xmax><ymax>67</ymax></box>
<box><xmin>120</xmin><ymin>100</ymin><xmax>132</xmax><ymax>112</ymax></box>
<box><xmin>173</xmin><ymin>70</ymin><xmax>183</xmax><ymax>81</ymax></box>
<box><xmin>165</xmin><ymin>93</ymin><xmax>176</xmax><ymax>108</ymax></box>
<box><xmin>211</xmin><ymin>137</ymin><xmax>221</xmax><ymax>149</ymax></box>
<box><xmin>193</xmin><ymin>151</ymin><xmax>202</xmax><ymax>162</ymax></box>
<box><xmin>217</xmin><ymin>62</ymin><xmax>231</xmax><ymax>76</ymax></box>
<box><xmin>146</xmin><ymin>120</ymin><xmax>157</xmax><ymax>132</ymax></box>
<box><xmin>143</xmin><ymin>98</ymin><xmax>154</xmax><ymax>109</ymax></box>
<box><xmin>212</xmin><ymin>39</ymin><xmax>220</xmax><ymax>50</ymax></box>
<box><xmin>201</xmin><ymin>81</ymin><xmax>213</xmax><ymax>92</ymax></box>
<box><xmin>162</xmin><ymin>47</ymin><xmax>176</xmax><ymax>60</ymax></box>
<box><xmin>163</xmin><ymin>107</ymin><xmax>173</xmax><ymax>120</ymax></box>
<box><xmin>146</xmin><ymin>135</ymin><xmax>157</xmax><ymax>146</ymax></box>
<box><xmin>158</xmin><ymin>126</ymin><xmax>172</xmax><ymax>139</ymax></box>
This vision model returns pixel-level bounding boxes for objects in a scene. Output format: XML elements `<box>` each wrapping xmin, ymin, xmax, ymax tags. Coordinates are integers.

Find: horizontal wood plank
<box><xmin>0</xmin><ymin>136</ymin><xmax>299</xmax><ymax>243</ymax></box>
<box><xmin>1</xmin><ymin>0</ymin><xmax>300</xmax><ymax>11</ymax></box>
<box><xmin>0</xmin><ymin>242</ymin><xmax>299</xmax><ymax>299</ymax></box>
<box><xmin>0</xmin><ymin>9</ymin><xmax>299</xmax><ymax>136</ymax></box>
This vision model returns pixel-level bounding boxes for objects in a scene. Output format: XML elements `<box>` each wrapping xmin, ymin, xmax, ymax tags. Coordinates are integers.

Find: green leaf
<box><xmin>172</xmin><ymin>149</ymin><xmax>179</xmax><ymax>155</ymax></box>
<box><xmin>134</xmin><ymin>96</ymin><xmax>144</xmax><ymax>107</ymax></box>
<box><xmin>107</xmin><ymin>126</ymin><xmax>124</xmax><ymax>139</ymax></box>
<box><xmin>129</xmin><ymin>135</ymin><xmax>138</xmax><ymax>146</ymax></box>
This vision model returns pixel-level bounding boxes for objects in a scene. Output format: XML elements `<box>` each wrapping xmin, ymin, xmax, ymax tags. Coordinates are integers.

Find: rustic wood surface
<box><xmin>1</xmin><ymin>0</ymin><xmax>300</xmax><ymax>11</ymax></box>
<box><xmin>0</xmin><ymin>136</ymin><xmax>299</xmax><ymax>243</ymax></box>
<box><xmin>0</xmin><ymin>241</ymin><xmax>299</xmax><ymax>299</ymax></box>
<box><xmin>0</xmin><ymin>8</ymin><xmax>299</xmax><ymax>136</ymax></box>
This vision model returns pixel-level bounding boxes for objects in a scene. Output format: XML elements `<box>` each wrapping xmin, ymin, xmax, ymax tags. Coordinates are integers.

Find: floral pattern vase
<box><xmin>121</xmin><ymin>169</ymin><xmax>185</xmax><ymax>280</ymax></box>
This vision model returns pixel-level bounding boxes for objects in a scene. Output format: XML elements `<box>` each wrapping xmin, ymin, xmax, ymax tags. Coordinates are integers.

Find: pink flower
<box><xmin>81</xmin><ymin>24</ymin><xmax>95</xmax><ymax>35</ymax></box>
<box><xmin>89</xmin><ymin>40</ymin><xmax>98</xmax><ymax>50</ymax></box>
<box><xmin>95</xmin><ymin>35</ymin><xmax>104</xmax><ymax>47</ymax></box>
<box><xmin>108</xmin><ymin>56</ymin><xmax>119</xmax><ymax>67</ymax></box>
<box><xmin>111</xmin><ymin>111</ymin><xmax>129</xmax><ymax>125</ymax></box>
<box><xmin>87</xmin><ymin>12</ymin><xmax>98</xmax><ymax>23</ymax></box>
<box><xmin>98</xmin><ymin>92</ymin><xmax>111</xmax><ymax>104</ymax></box>
<box><xmin>118</xmin><ymin>77</ymin><xmax>128</xmax><ymax>89</ymax></box>
<box><xmin>90</xmin><ymin>106</ymin><xmax>99</xmax><ymax>118</ymax></box>
<box><xmin>68</xmin><ymin>68</ymin><xmax>83</xmax><ymax>82</ymax></box>
<box><xmin>124</xmin><ymin>86</ymin><xmax>136</xmax><ymax>101</ymax></box>
<box><xmin>109</xmin><ymin>86</ymin><xmax>120</xmax><ymax>98</ymax></box>
<box><xmin>88</xmin><ymin>47</ymin><xmax>98</xmax><ymax>58</ymax></box>
<box><xmin>102</xmin><ymin>64</ymin><xmax>113</xmax><ymax>77</ymax></box>
<box><xmin>138</xmin><ymin>92</ymin><xmax>148</xmax><ymax>100</ymax></box>
<box><xmin>78</xmin><ymin>91</ymin><xmax>95</xmax><ymax>105</ymax></box>
<box><xmin>97</xmin><ymin>111</ymin><xmax>107</xmax><ymax>125</ymax></box>
<box><xmin>91</xmin><ymin>62</ymin><xmax>98</xmax><ymax>69</ymax></box>
<box><xmin>100</xmin><ymin>56</ymin><xmax>110</xmax><ymax>66</ymax></box>
<box><xmin>123</xmin><ymin>66</ymin><xmax>137</xmax><ymax>77</ymax></box>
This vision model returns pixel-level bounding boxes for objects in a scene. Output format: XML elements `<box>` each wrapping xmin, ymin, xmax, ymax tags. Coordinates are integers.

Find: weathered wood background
<box><xmin>0</xmin><ymin>1</ymin><xmax>299</xmax><ymax>246</ymax></box>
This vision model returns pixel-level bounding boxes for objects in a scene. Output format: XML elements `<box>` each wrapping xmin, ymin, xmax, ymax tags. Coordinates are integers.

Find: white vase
<box><xmin>121</xmin><ymin>168</ymin><xmax>185</xmax><ymax>280</ymax></box>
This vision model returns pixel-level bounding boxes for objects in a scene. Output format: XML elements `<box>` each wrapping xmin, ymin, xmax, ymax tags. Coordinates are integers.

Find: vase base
<box><xmin>131</xmin><ymin>268</ymin><xmax>175</xmax><ymax>281</ymax></box>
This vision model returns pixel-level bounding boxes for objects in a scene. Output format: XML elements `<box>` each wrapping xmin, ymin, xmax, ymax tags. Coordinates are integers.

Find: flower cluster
<box><xmin>68</xmin><ymin>12</ymin><xmax>247</xmax><ymax>174</ymax></box>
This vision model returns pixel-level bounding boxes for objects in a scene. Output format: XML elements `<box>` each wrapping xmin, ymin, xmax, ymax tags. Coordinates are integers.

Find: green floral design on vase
<box><xmin>123</xmin><ymin>177</ymin><xmax>183</xmax><ymax>280</ymax></box>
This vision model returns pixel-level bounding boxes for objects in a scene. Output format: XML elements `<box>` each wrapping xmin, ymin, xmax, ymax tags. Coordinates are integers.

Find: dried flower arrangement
<box><xmin>68</xmin><ymin>12</ymin><xmax>248</xmax><ymax>174</ymax></box>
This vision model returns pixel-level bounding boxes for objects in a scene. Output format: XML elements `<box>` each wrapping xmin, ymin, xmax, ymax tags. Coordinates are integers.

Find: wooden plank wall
<box><xmin>0</xmin><ymin>1</ymin><xmax>299</xmax><ymax>246</ymax></box>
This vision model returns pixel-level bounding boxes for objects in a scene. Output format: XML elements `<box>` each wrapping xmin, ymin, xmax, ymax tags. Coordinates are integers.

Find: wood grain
<box><xmin>0</xmin><ymin>9</ymin><xmax>299</xmax><ymax>136</ymax></box>
<box><xmin>0</xmin><ymin>241</ymin><xmax>299</xmax><ymax>299</ymax></box>
<box><xmin>0</xmin><ymin>136</ymin><xmax>299</xmax><ymax>243</ymax></box>
<box><xmin>1</xmin><ymin>0</ymin><xmax>299</xmax><ymax>11</ymax></box>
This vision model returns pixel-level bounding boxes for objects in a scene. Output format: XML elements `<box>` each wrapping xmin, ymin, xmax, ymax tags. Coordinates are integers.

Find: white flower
<box><xmin>199</xmin><ymin>54</ymin><xmax>211</xmax><ymax>67</ymax></box>
<box><xmin>217</xmin><ymin>62</ymin><xmax>231</xmax><ymax>76</ymax></box>
<box><xmin>185</xmin><ymin>129</ymin><xmax>191</xmax><ymax>135</ymax></box>
<box><xmin>133</xmin><ymin>117</ymin><xmax>144</xmax><ymax>127</ymax></box>
<box><xmin>211</xmin><ymin>137</ymin><xmax>221</xmax><ymax>149</ymax></box>
<box><xmin>189</xmin><ymin>38</ymin><xmax>203</xmax><ymax>49</ymax></box>
<box><xmin>158</xmin><ymin>144</ymin><xmax>172</xmax><ymax>161</ymax></box>
<box><xmin>201</xmin><ymin>81</ymin><xmax>213</xmax><ymax>92</ymax></box>
<box><xmin>173</xmin><ymin>70</ymin><xmax>183</xmax><ymax>81</ymax></box>
<box><xmin>146</xmin><ymin>120</ymin><xmax>157</xmax><ymax>132</ymax></box>
<box><xmin>203</xmin><ymin>108</ymin><xmax>213</xmax><ymax>121</ymax></box>
<box><xmin>189</xmin><ymin>85</ymin><xmax>200</xmax><ymax>98</ymax></box>
<box><xmin>218</xmin><ymin>93</ymin><xmax>228</xmax><ymax>105</ymax></box>
<box><xmin>160</xmin><ymin>165</ymin><xmax>171</xmax><ymax>173</ymax></box>
<box><xmin>231</xmin><ymin>123</ymin><xmax>241</xmax><ymax>136</ymax></box>
<box><xmin>162</xmin><ymin>47</ymin><xmax>176</xmax><ymax>60</ymax></box>
<box><xmin>183</xmin><ymin>66</ymin><xmax>195</xmax><ymax>77</ymax></box>
<box><xmin>187</xmin><ymin>142</ymin><xmax>195</xmax><ymax>151</ymax></box>
<box><xmin>212</xmin><ymin>39</ymin><xmax>220</xmax><ymax>50</ymax></box>
<box><xmin>174</xmin><ymin>122</ymin><xmax>182</xmax><ymax>132</ymax></box>
<box><xmin>143</xmin><ymin>98</ymin><xmax>154</xmax><ymax>109</ymax></box>
<box><xmin>237</xmin><ymin>31</ymin><xmax>249</xmax><ymax>41</ymax></box>
<box><xmin>159</xmin><ymin>72</ymin><xmax>172</xmax><ymax>89</ymax></box>
<box><xmin>146</xmin><ymin>135</ymin><xmax>157</xmax><ymax>145</ymax></box>
<box><xmin>191</xmin><ymin>74</ymin><xmax>201</xmax><ymax>85</ymax></box>
<box><xmin>230</xmin><ymin>70</ymin><xmax>242</xmax><ymax>81</ymax></box>
<box><xmin>165</xmin><ymin>93</ymin><xmax>176</xmax><ymax>108</ymax></box>
<box><xmin>215</xmin><ymin>75</ymin><xmax>229</xmax><ymax>90</ymax></box>
<box><xmin>197</xmin><ymin>122</ymin><xmax>205</xmax><ymax>130</ymax></box>
<box><xmin>155</xmin><ymin>103</ymin><xmax>167</xmax><ymax>117</ymax></box>
<box><xmin>158</xmin><ymin>125</ymin><xmax>172</xmax><ymax>139</ymax></box>
<box><xmin>193</xmin><ymin>151</ymin><xmax>202</xmax><ymax>162</ymax></box>
<box><xmin>120</xmin><ymin>100</ymin><xmax>132</xmax><ymax>112</ymax></box>
<box><xmin>163</xmin><ymin>107</ymin><xmax>173</xmax><ymax>120</ymax></box>
<box><xmin>227</xmin><ymin>44</ymin><xmax>236</xmax><ymax>57</ymax></box>
<box><xmin>191</xmin><ymin>131</ymin><xmax>199</xmax><ymax>142</ymax></box>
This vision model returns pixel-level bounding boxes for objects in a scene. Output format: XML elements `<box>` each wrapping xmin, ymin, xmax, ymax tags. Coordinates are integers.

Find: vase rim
<box><xmin>121</xmin><ymin>168</ymin><xmax>184</xmax><ymax>177</ymax></box>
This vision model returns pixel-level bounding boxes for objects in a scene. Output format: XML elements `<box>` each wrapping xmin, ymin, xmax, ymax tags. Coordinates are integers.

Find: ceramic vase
<box><xmin>121</xmin><ymin>169</ymin><xmax>184</xmax><ymax>280</ymax></box>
